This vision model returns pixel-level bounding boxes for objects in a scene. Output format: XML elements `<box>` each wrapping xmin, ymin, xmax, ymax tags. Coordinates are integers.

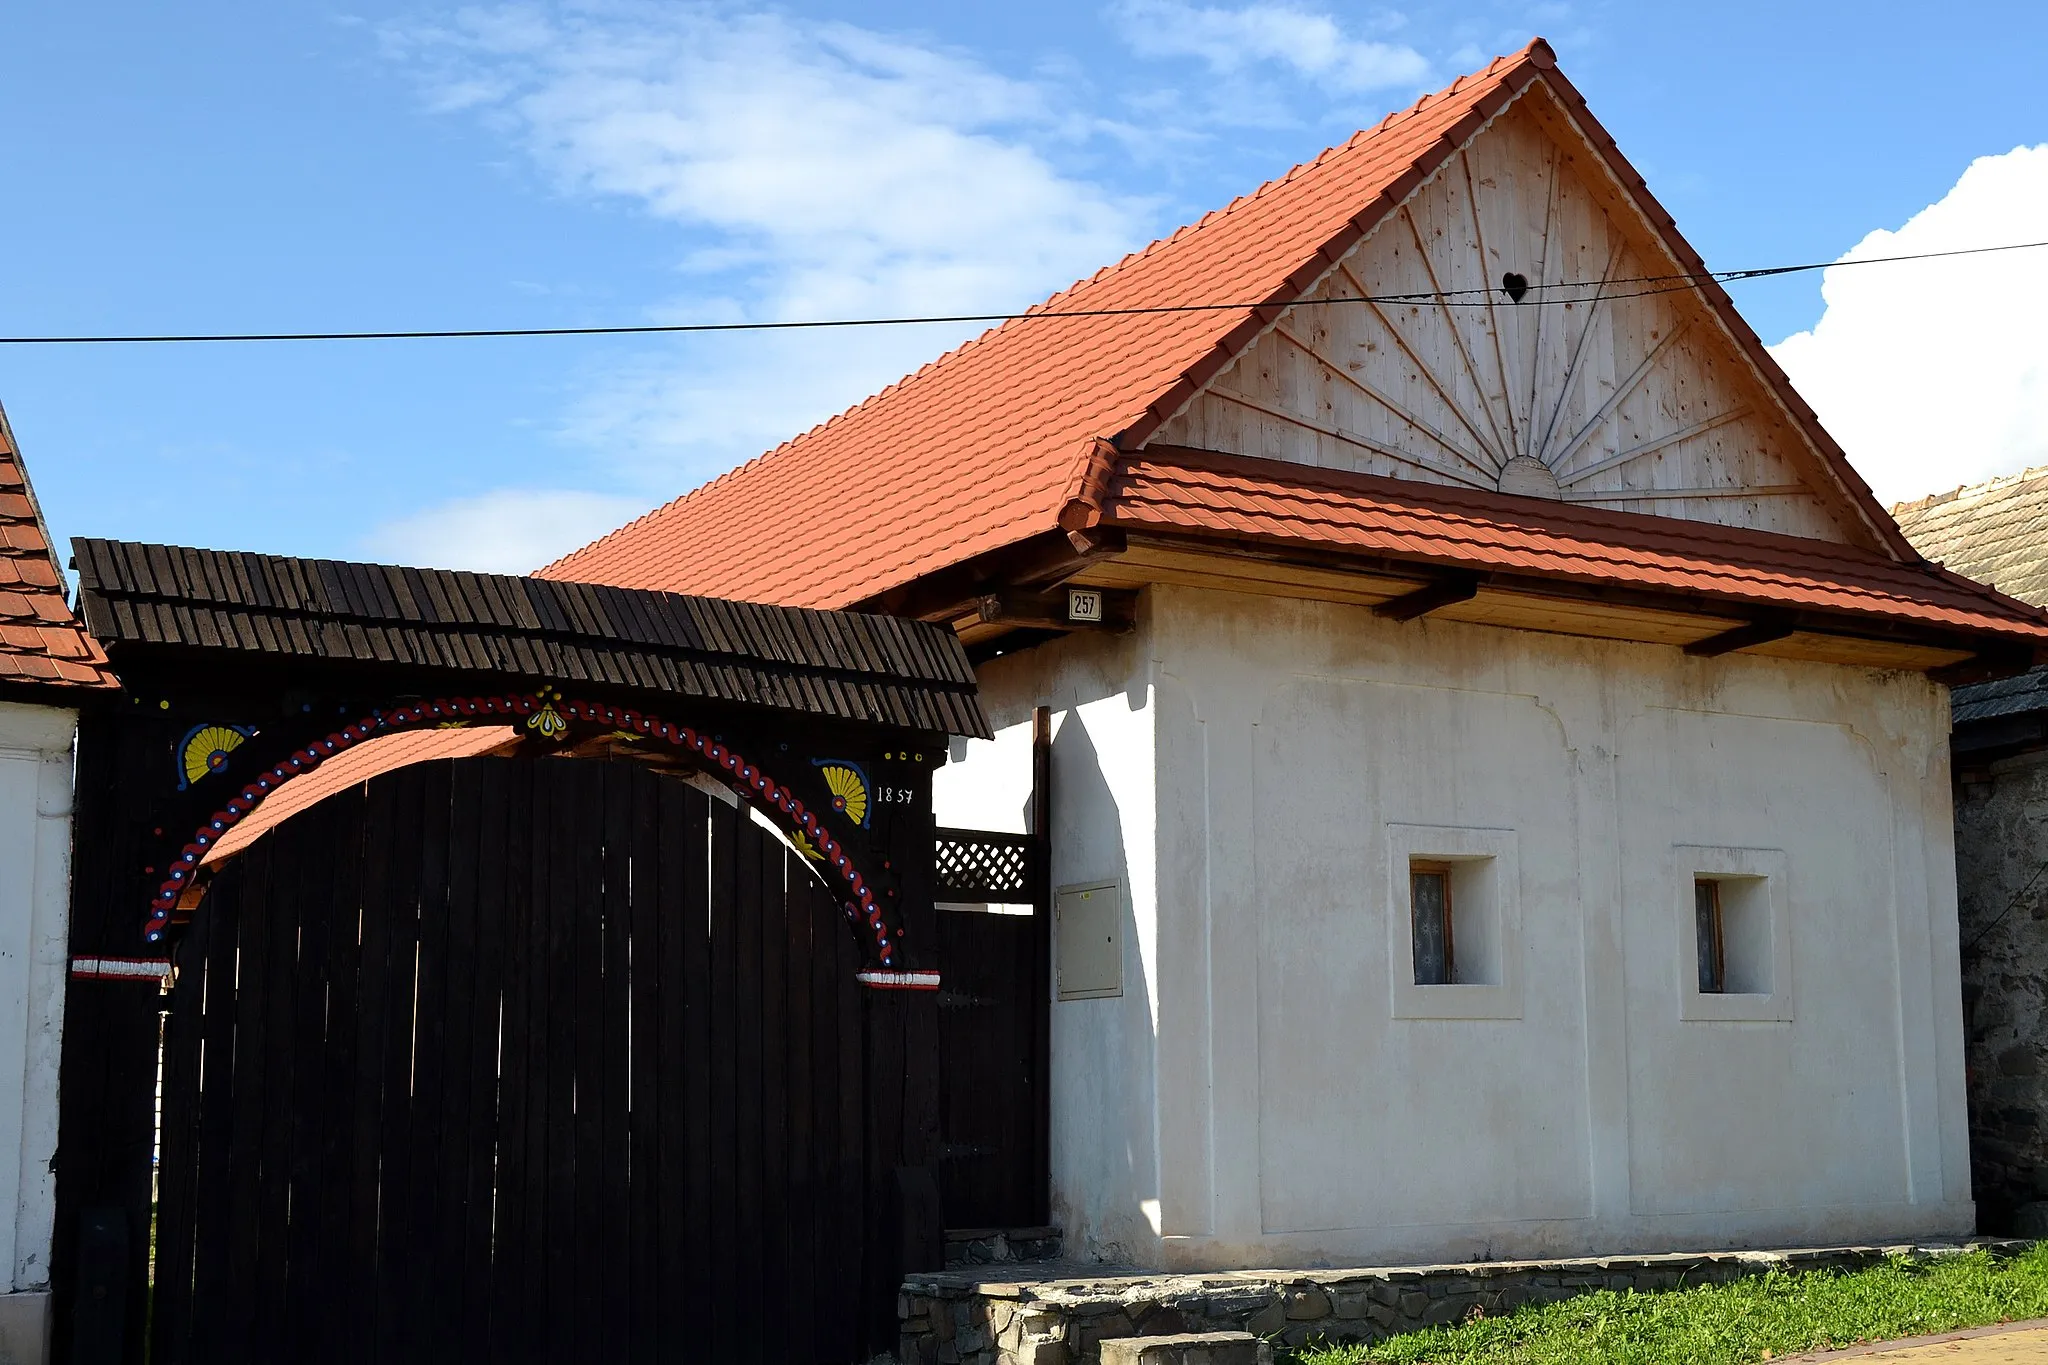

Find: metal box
<box><xmin>1056</xmin><ymin>880</ymin><xmax>1122</xmax><ymax>1000</ymax></box>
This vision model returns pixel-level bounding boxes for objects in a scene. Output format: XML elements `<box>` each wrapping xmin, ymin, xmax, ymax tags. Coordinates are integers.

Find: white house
<box><xmin>535</xmin><ymin>41</ymin><xmax>2048</xmax><ymax>1269</ymax></box>
<box><xmin>0</xmin><ymin>408</ymin><xmax>114</xmax><ymax>1362</ymax></box>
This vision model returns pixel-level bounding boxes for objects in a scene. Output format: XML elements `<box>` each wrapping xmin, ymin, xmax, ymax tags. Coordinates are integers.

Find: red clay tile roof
<box><xmin>1094</xmin><ymin>446</ymin><xmax>2048</xmax><ymax>643</ymax></box>
<box><xmin>542</xmin><ymin>37</ymin><xmax>1916</xmax><ymax>616</ymax></box>
<box><xmin>0</xmin><ymin>407</ymin><xmax>115</xmax><ymax>696</ymax></box>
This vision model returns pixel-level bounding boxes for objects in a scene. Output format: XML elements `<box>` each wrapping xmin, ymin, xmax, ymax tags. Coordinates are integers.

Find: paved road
<box><xmin>1784</xmin><ymin>1321</ymin><xmax>2048</xmax><ymax>1361</ymax></box>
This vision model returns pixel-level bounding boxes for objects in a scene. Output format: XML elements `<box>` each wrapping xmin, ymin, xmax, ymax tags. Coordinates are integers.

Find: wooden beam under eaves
<box><xmin>1373</xmin><ymin>573</ymin><xmax>1482</xmax><ymax>622</ymax></box>
<box><xmin>975</xmin><ymin>587</ymin><xmax>1138</xmax><ymax>633</ymax></box>
<box><xmin>1683</xmin><ymin>616</ymin><xmax>1795</xmax><ymax>658</ymax></box>
<box><xmin>1929</xmin><ymin>650</ymin><xmax>2038</xmax><ymax>687</ymax></box>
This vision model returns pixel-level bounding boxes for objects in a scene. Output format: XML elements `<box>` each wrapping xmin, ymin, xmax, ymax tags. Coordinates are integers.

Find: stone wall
<box><xmin>898</xmin><ymin>1243</ymin><xmax>2027</xmax><ymax>1365</ymax></box>
<box><xmin>1956</xmin><ymin>747</ymin><xmax>2048</xmax><ymax>1229</ymax></box>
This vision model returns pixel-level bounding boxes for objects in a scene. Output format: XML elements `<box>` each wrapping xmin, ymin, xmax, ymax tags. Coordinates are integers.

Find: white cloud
<box><xmin>1770</xmin><ymin>145</ymin><xmax>2048</xmax><ymax>506</ymax></box>
<box><xmin>383</xmin><ymin>3</ymin><xmax>1151</xmax><ymax>489</ymax></box>
<box><xmin>365</xmin><ymin>488</ymin><xmax>649</xmax><ymax>574</ymax></box>
<box><xmin>1108</xmin><ymin>0</ymin><xmax>1430</xmax><ymax>94</ymax></box>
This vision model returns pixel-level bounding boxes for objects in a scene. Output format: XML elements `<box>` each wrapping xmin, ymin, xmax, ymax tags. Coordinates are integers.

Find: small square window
<box><xmin>1387</xmin><ymin>825</ymin><xmax>1521</xmax><ymax>1020</ymax></box>
<box><xmin>1675</xmin><ymin>847</ymin><xmax>1791</xmax><ymax>1022</ymax></box>
<box><xmin>1411</xmin><ymin>862</ymin><xmax>1454</xmax><ymax>986</ymax></box>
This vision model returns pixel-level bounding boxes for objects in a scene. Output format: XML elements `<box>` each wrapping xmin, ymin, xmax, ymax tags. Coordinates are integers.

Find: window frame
<box><xmin>1673</xmin><ymin>846</ymin><xmax>1793</xmax><ymax>1023</ymax></box>
<box><xmin>1387</xmin><ymin>824</ymin><xmax>1522</xmax><ymax>1021</ymax></box>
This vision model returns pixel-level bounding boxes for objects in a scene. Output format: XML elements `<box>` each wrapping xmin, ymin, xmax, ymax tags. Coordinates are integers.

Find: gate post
<box><xmin>1030</xmin><ymin>705</ymin><xmax>1053</xmax><ymax>1226</ymax></box>
<box><xmin>52</xmin><ymin>711</ymin><xmax>162</xmax><ymax>1365</ymax></box>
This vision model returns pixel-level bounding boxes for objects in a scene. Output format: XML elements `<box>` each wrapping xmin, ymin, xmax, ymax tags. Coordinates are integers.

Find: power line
<box><xmin>1</xmin><ymin>237</ymin><xmax>2042</xmax><ymax>347</ymax></box>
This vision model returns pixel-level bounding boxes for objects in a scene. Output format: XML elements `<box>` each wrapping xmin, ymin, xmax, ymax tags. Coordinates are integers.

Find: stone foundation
<box><xmin>898</xmin><ymin>1241</ymin><xmax>2029</xmax><ymax>1365</ymax></box>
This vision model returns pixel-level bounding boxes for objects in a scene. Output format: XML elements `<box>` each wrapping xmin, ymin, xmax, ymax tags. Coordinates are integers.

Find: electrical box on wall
<box><xmin>1056</xmin><ymin>880</ymin><xmax>1122</xmax><ymax>1000</ymax></box>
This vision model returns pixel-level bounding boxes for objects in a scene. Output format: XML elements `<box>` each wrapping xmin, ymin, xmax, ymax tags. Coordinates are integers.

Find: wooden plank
<box><xmin>809</xmin><ymin>877</ymin><xmax>852</xmax><ymax>1361</ymax></box>
<box><xmin>1555</xmin><ymin>407</ymin><xmax>1752</xmax><ymax>488</ymax></box>
<box><xmin>403</xmin><ymin>760</ymin><xmax>457</xmax><ymax>1352</ymax></box>
<box><xmin>343</xmin><ymin>767</ymin><xmax>399</xmax><ymax>1362</ymax></box>
<box><xmin>182</xmin><ymin>853</ymin><xmax>243</xmax><ymax>1361</ymax></box>
<box><xmin>217</xmin><ymin>824</ymin><xmax>275</xmax><ymax>1362</ymax></box>
<box><xmin>627</xmin><ymin>765</ymin><xmax>664</xmax><ymax>1361</ymax></box>
<box><xmin>782</xmin><ymin>845</ymin><xmax>818</xmax><ymax>1365</ymax></box>
<box><xmin>1563</xmin><ymin>483</ymin><xmax>1809</xmax><ymax>503</ymax></box>
<box><xmin>371</xmin><ymin>765</ymin><xmax>428</xmax><ymax>1357</ymax></box>
<box><xmin>461</xmin><ymin>758</ymin><xmax>511</xmax><ymax>1346</ymax></box>
<box><xmin>707</xmin><ymin>796</ymin><xmax>743</xmax><ymax>1362</ymax></box>
<box><xmin>431</xmin><ymin>758</ymin><xmax>484</xmax><ymax>1354</ymax></box>
<box><xmin>250</xmin><ymin>791</ymin><xmax>309</xmax><ymax>1353</ymax></box>
<box><xmin>307</xmin><ymin>787</ymin><xmax>368</xmax><ymax>1358</ymax></box>
<box><xmin>543</xmin><ymin>761</ymin><xmax>581</xmax><ymax>1364</ymax></box>
<box><xmin>597</xmin><ymin>766</ymin><xmax>635</xmax><ymax>1361</ymax></box>
<box><xmin>567</xmin><ymin>762</ymin><xmax>608</xmax><ymax>1359</ymax></box>
<box><xmin>1744</xmin><ymin>630</ymin><xmax>1973</xmax><ymax>671</ymax></box>
<box><xmin>758</xmin><ymin>833</ymin><xmax>791</xmax><ymax>1361</ymax></box>
<box><xmin>488</xmin><ymin>759</ymin><xmax>540</xmax><ymax>1364</ymax></box>
<box><xmin>659</xmin><ymin>777</ymin><xmax>705</xmax><ymax>1364</ymax></box>
<box><xmin>1434</xmin><ymin>589</ymin><xmax>1742</xmax><ymax>644</ymax></box>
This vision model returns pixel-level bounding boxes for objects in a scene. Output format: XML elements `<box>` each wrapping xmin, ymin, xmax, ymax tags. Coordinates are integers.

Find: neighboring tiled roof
<box><xmin>0</xmin><ymin>406</ymin><xmax>115</xmax><ymax>697</ymax></box>
<box><xmin>1089</xmin><ymin>446</ymin><xmax>2048</xmax><ymax>643</ymax></box>
<box><xmin>1892</xmin><ymin>466</ymin><xmax>2048</xmax><ymax>609</ymax></box>
<box><xmin>74</xmin><ymin>539</ymin><xmax>990</xmax><ymax>738</ymax></box>
<box><xmin>1894</xmin><ymin>468</ymin><xmax>2048</xmax><ymax>724</ymax></box>
<box><xmin>541</xmin><ymin>37</ymin><xmax>1910</xmax><ymax>611</ymax></box>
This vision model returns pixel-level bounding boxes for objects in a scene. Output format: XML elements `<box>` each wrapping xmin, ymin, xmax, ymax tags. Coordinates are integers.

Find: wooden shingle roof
<box><xmin>73</xmin><ymin>538</ymin><xmax>989</xmax><ymax>738</ymax></box>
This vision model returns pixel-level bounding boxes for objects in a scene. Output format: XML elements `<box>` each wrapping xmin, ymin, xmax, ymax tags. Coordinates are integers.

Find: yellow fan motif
<box><xmin>790</xmin><ymin>827</ymin><xmax>826</xmax><ymax>862</ymax></box>
<box><xmin>818</xmin><ymin>763</ymin><xmax>869</xmax><ymax>827</ymax></box>
<box><xmin>179</xmin><ymin>724</ymin><xmax>250</xmax><ymax>789</ymax></box>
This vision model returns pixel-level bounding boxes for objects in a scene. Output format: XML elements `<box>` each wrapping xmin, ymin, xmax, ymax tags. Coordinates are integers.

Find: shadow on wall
<box><xmin>1044</xmin><ymin>695</ymin><xmax>1155</xmax><ymax>1264</ymax></box>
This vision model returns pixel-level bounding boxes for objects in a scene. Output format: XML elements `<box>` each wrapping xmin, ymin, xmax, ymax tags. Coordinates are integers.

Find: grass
<box><xmin>1288</xmin><ymin>1245</ymin><xmax>2048</xmax><ymax>1365</ymax></box>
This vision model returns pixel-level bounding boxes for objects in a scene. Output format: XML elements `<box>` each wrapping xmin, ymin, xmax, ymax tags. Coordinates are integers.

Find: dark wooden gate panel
<box><xmin>151</xmin><ymin>756</ymin><xmax>874</xmax><ymax>1365</ymax></box>
<box><xmin>932</xmin><ymin>907</ymin><xmax>1044</xmax><ymax>1228</ymax></box>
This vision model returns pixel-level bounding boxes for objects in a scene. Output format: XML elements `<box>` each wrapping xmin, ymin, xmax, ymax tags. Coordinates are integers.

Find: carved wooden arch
<box><xmin>145</xmin><ymin>689</ymin><xmax>918</xmax><ymax>971</ymax></box>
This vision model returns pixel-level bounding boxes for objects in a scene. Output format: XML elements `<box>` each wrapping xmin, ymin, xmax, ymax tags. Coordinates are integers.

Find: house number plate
<box><xmin>1066</xmin><ymin>588</ymin><xmax>1104</xmax><ymax>623</ymax></box>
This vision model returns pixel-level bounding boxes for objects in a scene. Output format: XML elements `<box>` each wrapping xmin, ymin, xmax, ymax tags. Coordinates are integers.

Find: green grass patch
<box><xmin>1289</xmin><ymin>1245</ymin><xmax>2048</xmax><ymax>1365</ymax></box>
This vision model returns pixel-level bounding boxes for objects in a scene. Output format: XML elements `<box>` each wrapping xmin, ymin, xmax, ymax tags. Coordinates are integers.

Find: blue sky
<box><xmin>4</xmin><ymin>1</ymin><xmax>2045</xmax><ymax>572</ymax></box>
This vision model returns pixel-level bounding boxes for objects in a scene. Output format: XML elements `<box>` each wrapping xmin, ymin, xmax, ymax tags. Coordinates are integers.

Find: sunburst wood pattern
<box><xmin>1151</xmin><ymin>90</ymin><xmax>1865</xmax><ymax>545</ymax></box>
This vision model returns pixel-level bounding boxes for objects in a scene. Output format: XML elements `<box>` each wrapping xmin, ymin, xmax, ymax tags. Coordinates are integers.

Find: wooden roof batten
<box><xmin>73</xmin><ymin>538</ymin><xmax>992</xmax><ymax>739</ymax></box>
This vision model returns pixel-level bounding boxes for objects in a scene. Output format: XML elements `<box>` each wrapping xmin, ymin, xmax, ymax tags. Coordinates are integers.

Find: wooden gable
<box><xmin>1149</xmin><ymin>82</ymin><xmax>1881</xmax><ymax>549</ymax></box>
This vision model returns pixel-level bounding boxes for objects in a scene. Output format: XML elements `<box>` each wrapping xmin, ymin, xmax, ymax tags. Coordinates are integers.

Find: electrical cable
<box><xmin>0</xmin><ymin>237</ymin><xmax>2042</xmax><ymax>346</ymax></box>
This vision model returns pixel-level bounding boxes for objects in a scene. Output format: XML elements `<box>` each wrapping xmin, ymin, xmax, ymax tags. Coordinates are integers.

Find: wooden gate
<box><xmin>151</xmin><ymin>755</ymin><xmax>885</xmax><ymax>1365</ymax></box>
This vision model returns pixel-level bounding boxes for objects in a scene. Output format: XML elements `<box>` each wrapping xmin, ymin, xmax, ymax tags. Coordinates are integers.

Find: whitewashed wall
<box><xmin>937</xmin><ymin>585</ymin><xmax>1972</xmax><ymax>1269</ymax></box>
<box><xmin>0</xmin><ymin>701</ymin><xmax>74</xmax><ymax>1360</ymax></box>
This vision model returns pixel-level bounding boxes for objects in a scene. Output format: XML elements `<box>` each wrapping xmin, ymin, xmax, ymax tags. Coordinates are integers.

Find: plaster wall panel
<box><xmin>1250</xmin><ymin>677</ymin><xmax>1591</xmax><ymax>1233</ymax></box>
<box><xmin>1617</xmin><ymin>709</ymin><xmax>1909</xmax><ymax>1216</ymax></box>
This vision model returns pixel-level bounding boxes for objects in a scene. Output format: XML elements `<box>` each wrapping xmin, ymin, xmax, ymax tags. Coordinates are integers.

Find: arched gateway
<box><xmin>55</xmin><ymin>540</ymin><xmax>1046</xmax><ymax>1365</ymax></box>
